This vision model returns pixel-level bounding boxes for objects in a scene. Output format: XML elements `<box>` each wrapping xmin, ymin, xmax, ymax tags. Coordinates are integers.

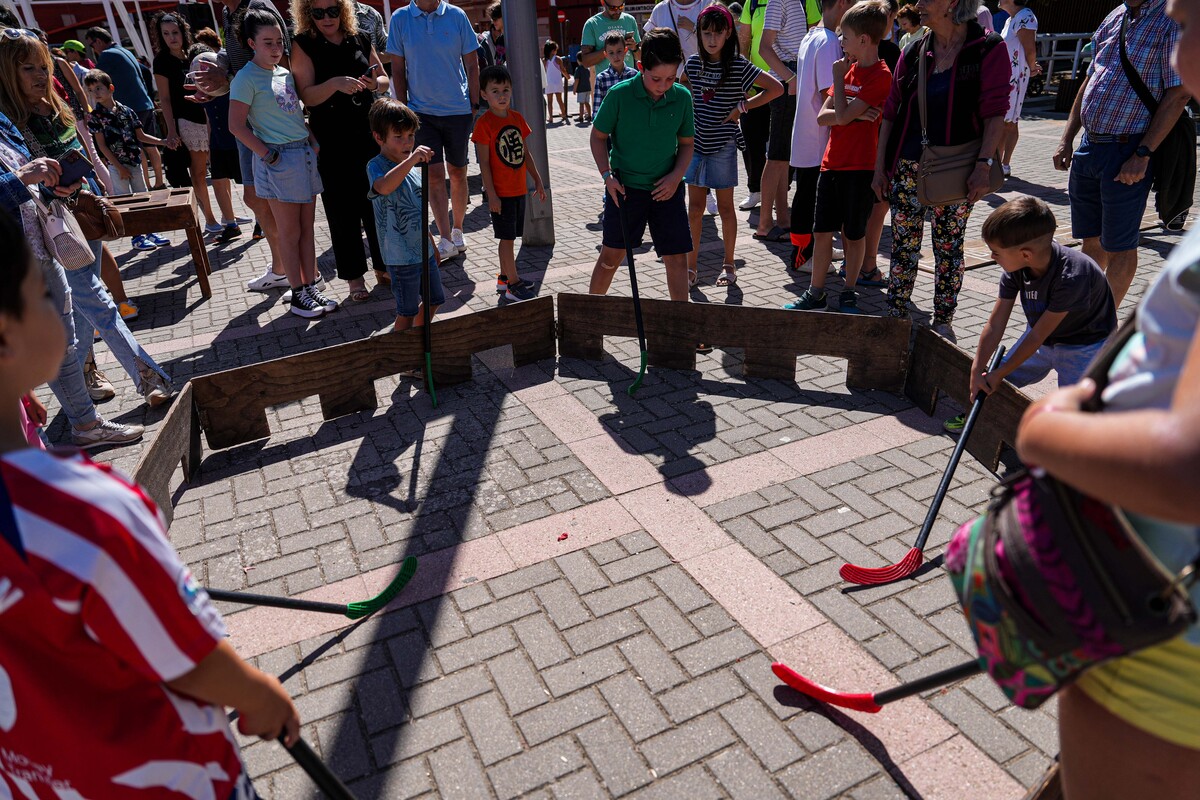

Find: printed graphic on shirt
<box><xmin>273</xmin><ymin>73</ymin><xmax>301</xmax><ymax>114</ymax></box>
<box><xmin>495</xmin><ymin>124</ymin><xmax>526</xmax><ymax>170</ymax></box>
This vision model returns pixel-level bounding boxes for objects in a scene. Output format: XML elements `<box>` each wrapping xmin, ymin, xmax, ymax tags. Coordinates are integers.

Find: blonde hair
<box><xmin>292</xmin><ymin>0</ymin><xmax>358</xmax><ymax>39</ymax></box>
<box><xmin>0</xmin><ymin>34</ymin><xmax>74</xmax><ymax>128</ymax></box>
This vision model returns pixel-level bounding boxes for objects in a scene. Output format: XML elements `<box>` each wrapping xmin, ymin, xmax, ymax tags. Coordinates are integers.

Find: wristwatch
<box><xmin>1135</xmin><ymin>144</ymin><xmax>1152</xmax><ymax>158</ymax></box>
<box><xmin>976</xmin><ymin>157</ymin><xmax>995</xmax><ymax>167</ymax></box>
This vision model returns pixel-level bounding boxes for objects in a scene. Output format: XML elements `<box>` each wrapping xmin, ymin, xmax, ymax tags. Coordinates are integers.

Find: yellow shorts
<box><xmin>1078</xmin><ymin>635</ymin><xmax>1200</xmax><ymax>750</ymax></box>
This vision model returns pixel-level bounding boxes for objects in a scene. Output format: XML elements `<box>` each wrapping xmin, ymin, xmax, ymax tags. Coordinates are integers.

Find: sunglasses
<box><xmin>2</xmin><ymin>28</ymin><xmax>37</xmax><ymax>40</ymax></box>
<box><xmin>605</xmin><ymin>2</ymin><xmax>625</xmax><ymax>8</ymax></box>
<box><xmin>309</xmin><ymin>5</ymin><xmax>340</xmax><ymax>20</ymax></box>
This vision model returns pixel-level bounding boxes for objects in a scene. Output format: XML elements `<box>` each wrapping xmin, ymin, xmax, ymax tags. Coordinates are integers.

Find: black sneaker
<box><xmin>838</xmin><ymin>289</ymin><xmax>861</xmax><ymax>313</ymax></box>
<box><xmin>218</xmin><ymin>223</ymin><xmax>242</xmax><ymax>242</ymax></box>
<box><xmin>783</xmin><ymin>288</ymin><xmax>827</xmax><ymax>311</ymax></box>
<box><xmin>289</xmin><ymin>288</ymin><xmax>325</xmax><ymax>318</ymax></box>
<box><xmin>505</xmin><ymin>279</ymin><xmax>536</xmax><ymax>302</ymax></box>
<box><xmin>252</xmin><ymin>222</ymin><xmax>264</xmax><ymax>240</ymax></box>
<box><xmin>305</xmin><ymin>283</ymin><xmax>338</xmax><ymax>312</ymax></box>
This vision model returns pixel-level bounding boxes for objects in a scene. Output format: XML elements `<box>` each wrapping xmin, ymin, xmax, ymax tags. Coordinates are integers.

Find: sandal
<box><xmin>838</xmin><ymin>267</ymin><xmax>888</xmax><ymax>287</ymax></box>
<box><xmin>715</xmin><ymin>265</ymin><xmax>737</xmax><ymax>286</ymax></box>
<box><xmin>688</xmin><ymin>268</ymin><xmax>698</xmax><ymax>288</ymax></box>
<box><xmin>349</xmin><ymin>288</ymin><xmax>371</xmax><ymax>303</ymax></box>
<box><xmin>753</xmin><ymin>225</ymin><xmax>789</xmax><ymax>242</ymax></box>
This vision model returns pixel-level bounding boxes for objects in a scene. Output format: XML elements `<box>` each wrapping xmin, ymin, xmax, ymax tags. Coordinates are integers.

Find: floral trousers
<box><xmin>885</xmin><ymin>159</ymin><xmax>973</xmax><ymax>324</ymax></box>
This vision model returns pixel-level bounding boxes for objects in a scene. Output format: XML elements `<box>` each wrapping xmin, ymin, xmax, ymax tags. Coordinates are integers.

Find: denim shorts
<box><xmin>1004</xmin><ymin>330</ymin><xmax>1108</xmax><ymax>389</ymax></box>
<box><xmin>253</xmin><ymin>140</ymin><xmax>323</xmax><ymax>203</ymax></box>
<box><xmin>1069</xmin><ymin>133</ymin><xmax>1154</xmax><ymax>253</ymax></box>
<box><xmin>415</xmin><ymin>113</ymin><xmax>473</xmax><ymax>167</ymax></box>
<box><xmin>601</xmin><ymin>184</ymin><xmax>691</xmax><ymax>257</ymax></box>
<box><xmin>491</xmin><ymin>194</ymin><xmax>526</xmax><ymax>240</ymax></box>
<box><xmin>684</xmin><ymin>140</ymin><xmax>739</xmax><ymax>190</ymax></box>
<box><xmin>387</xmin><ymin>257</ymin><xmax>446</xmax><ymax>319</ymax></box>
<box><xmin>237</xmin><ymin>139</ymin><xmax>256</xmax><ymax>187</ymax></box>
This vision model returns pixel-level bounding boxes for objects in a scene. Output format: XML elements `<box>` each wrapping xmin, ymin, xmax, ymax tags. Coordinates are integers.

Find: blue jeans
<box><xmin>70</xmin><ymin>241</ymin><xmax>170</xmax><ymax>393</ymax></box>
<box><xmin>1005</xmin><ymin>329</ymin><xmax>1107</xmax><ymax>388</ymax></box>
<box><xmin>39</xmin><ymin>256</ymin><xmax>97</xmax><ymax>429</ymax></box>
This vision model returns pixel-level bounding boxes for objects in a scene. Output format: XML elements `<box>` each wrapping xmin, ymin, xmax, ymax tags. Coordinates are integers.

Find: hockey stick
<box><xmin>839</xmin><ymin>345</ymin><xmax>1007</xmax><ymax>586</ymax></box>
<box><xmin>280</xmin><ymin>735</ymin><xmax>358</xmax><ymax>799</ymax></box>
<box><xmin>771</xmin><ymin>659</ymin><xmax>983</xmax><ymax>713</ymax></box>
<box><xmin>614</xmin><ymin>173</ymin><xmax>648</xmax><ymax>396</ymax></box>
<box><xmin>206</xmin><ymin>556</ymin><xmax>418</xmax><ymax>620</ymax></box>
<box><xmin>420</xmin><ymin>161</ymin><xmax>438</xmax><ymax>407</ymax></box>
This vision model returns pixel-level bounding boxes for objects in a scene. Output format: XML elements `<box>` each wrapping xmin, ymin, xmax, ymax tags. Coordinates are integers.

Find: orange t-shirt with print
<box><xmin>470</xmin><ymin>109</ymin><xmax>532</xmax><ymax>198</ymax></box>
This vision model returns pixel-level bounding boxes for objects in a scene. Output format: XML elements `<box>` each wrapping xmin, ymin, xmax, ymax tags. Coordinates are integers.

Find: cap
<box><xmin>62</xmin><ymin>39</ymin><xmax>86</xmax><ymax>53</ymax></box>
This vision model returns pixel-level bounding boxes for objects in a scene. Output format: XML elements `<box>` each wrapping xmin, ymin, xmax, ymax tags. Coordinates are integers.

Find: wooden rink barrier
<box><xmin>132</xmin><ymin>297</ymin><xmax>1032</xmax><ymax>521</ymax></box>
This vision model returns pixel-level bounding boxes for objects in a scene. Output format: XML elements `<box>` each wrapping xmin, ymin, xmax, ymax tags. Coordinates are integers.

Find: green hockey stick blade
<box><xmin>345</xmin><ymin>556</ymin><xmax>418</xmax><ymax>619</ymax></box>
<box><xmin>424</xmin><ymin>352</ymin><xmax>438</xmax><ymax>407</ymax></box>
<box><xmin>626</xmin><ymin>351</ymin><xmax>648</xmax><ymax>396</ymax></box>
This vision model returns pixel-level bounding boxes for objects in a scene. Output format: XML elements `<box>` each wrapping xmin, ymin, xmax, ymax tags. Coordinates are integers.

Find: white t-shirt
<box><xmin>789</xmin><ymin>25</ymin><xmax>839</xmax><ymax>169</ymax></box>
<box><xmin>644</xmin><ymin>0</ymin><xmax>718</xmax><ymax>77</ymax></box>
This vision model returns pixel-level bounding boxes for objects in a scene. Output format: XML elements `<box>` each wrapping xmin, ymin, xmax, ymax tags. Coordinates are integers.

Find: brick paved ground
<box><xmin>34</xmin><ymin>95</ymin><xmax>1197</xmax><ymax>799</ymax></box>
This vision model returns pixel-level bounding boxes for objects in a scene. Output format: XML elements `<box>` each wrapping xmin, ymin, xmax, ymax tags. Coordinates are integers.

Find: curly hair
<box><xmin>194</xmin><ymin>27</ymin><xmax>222</xmax><ymax>51</ymax></box>
<box><xmin>150</xmin><ymin>11</ymin><xmax>194</xmax><ymax>56</ymax></box>
<box><xmin>291</xmin><ymin>0</ymin><xmax>358</xmax><ymax>39</ymax></box>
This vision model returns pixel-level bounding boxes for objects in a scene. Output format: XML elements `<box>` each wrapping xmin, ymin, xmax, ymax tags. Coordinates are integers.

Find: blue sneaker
<box><xmin>131</xmin><ymin>235</ymin><xmax>157</xmax><ymax>251</ymax></box>
<box><xmin>783</xmin><ymin>288</ymin><xmax>827</xmax><ymax>311</ymax></box>
<box><xmin>147</xmin><ymin>233</ymin><xmax>170</xmax><ymax>247</ymax></box>
<box><xmin>837</xmin><ymin>290</ymin><xmax>862</xmax><ymax>314</ymax></box>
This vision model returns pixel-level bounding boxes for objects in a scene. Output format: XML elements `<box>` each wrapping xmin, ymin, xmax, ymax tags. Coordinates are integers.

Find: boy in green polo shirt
<box><xmin>589</xmin><ymin>28</ymin><xmax>696</xmax><ymax>302</ymax></box>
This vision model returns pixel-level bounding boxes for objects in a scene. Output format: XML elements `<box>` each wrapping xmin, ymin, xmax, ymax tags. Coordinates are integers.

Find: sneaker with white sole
<box><xmin>437</xmin><ymin>237</ymin><xmax>459</xmax><ymax>261</ymax></box>
<box><xmin>505</xmin><ymin>279</ymin><xmax>536</xmax><ymax>302</ymax></box>
<box><xmin>72</xmin><ymin>417</ymin><xmax>144</xmax><ymax>449</ymax></box>
<box><xmin>706</xmin><ymin>192</ymin><xmax>717</xmax><ymax>215</ymax></box>
<box><xmin>148</xmin><ymin>233</ymin><xmax>170</xmax><ymax>247</ymax></box>
<box><xmin>131</xmin><ymin>235</ymin><xmax>157</xmax><ymax>251</ymax></box>
<box><xmin>289</xmin><ymin>287</ymin><xmax>325</xmax><ymax>318</ymax></box>
<box><xmin>931</xmin><ymin>322</ymin><xmax>957</xmax><ymax>343</ymax></box>
<box><xmin>247</xmin><ymin>269</ymin><xmax>289</xmax><ymax>292</ymax></box>
<box><xmin>496</xmin><ymin>273</ymin><xmax>510</xmax><ymax>293</ymax></box>
<box><xmin>739</xmin><ymin>192</ymin><xmax>761</xmax><ymax>211</ymax></box>
<box><xmin>282</xmin><ymin>274</ymin><xmax>327</xmax><ymax>302</ymax></box>
<box><xmin>305</xmin><ymin>283</ymin><xmax>338</xmax><ymax>312</ymax></box>
<box><xmin>138</xmin><ymin>364</ymin><xmax>174</xmax><ymax>408</ymax></box>
<box><xmin>832</xmin><ymin>247</ymin><xmax>845</xmax><ymax>262</ymax></box>
<box><xmin>233</xmin><ymin>215</ymin><xmax>254</xmax><ymax>225</ymax></box>
<box><xmin>450</xmin><ymin>228</ymin><xmax>466</xmax><ymax>252</ymax></box>
<box><xmin>84</xmin><ymin>362</ymin><xmax>115</xmax><ymax>401</ymax></box>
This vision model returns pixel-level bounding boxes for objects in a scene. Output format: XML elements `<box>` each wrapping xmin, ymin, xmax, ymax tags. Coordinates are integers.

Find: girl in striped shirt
<box><xmin>683</xmin><ymin>4</ymin><xmax>782</xmax><ymax>288</ymax></box>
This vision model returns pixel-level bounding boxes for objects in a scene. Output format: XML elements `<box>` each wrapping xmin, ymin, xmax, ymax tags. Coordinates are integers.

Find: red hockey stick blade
<box><xmin>839</xmin><ymin>546</ymin><xmax>924</xmax><ymax>586</ymax></box>
<box><xmin>771</xmin><ymin>662</ymin><xmax>883</xmax><ymax>713</ymax></box>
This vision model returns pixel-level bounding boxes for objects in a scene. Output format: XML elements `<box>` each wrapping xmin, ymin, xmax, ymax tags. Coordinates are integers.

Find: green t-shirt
<box><xmin>739</xmin><ymin>0</ymin><xmax>770</xmax><ymax>72</ymax></box>
<box><xmin>592</xmin><ymin>76</ymin><xmax>695</xmax><ymax>191</ymax></box>
<box><xmin>581</xmin><ymin>11</ymin><xmax>641</xmax><ymax>70</ymax></box>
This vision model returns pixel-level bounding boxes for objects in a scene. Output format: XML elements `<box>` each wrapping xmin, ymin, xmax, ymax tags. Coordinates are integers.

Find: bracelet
<box><xmin>784</xmin><ymin>72</ymin><xmax>796</xmax><ymax>84</ymax></box>
<box><xmin>601</xmin><ymin>169</ymin><xmax>613</xmax><ymax>181</ymax></box>
<box><xmin>737</xmin><ymin>100</ymin><xmax>748</xmax><ymax>114</ymax></box>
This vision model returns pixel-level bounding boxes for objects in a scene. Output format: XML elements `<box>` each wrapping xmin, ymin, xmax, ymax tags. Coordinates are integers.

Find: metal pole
<box><xmin>502</xmin><ymin>0</ymin><xmax>555</xmax><ymax>246</ymax></box>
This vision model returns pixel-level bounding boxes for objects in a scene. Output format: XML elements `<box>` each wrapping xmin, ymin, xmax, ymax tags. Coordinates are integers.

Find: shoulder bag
<box><xmin>70</xmin><ymin>190</ymin><xmax>124</xmax><ymax>242</ymax></box>
<box><xmin>946</xmin><ymin>318</ymin><xmax>1200</xmax><ymax>709</ymax></box>
<box><xmin>28</xmin><ymin>187</ymin><xmax>94</xmax><ymax>270</ymax></box>
<box><xmin>1118</xmin><ymin>13</ymin><xmax>1196</xmax><ymax>231</ymax></box>
<box><xmin>915</xmin><ymin>34</ymin><xmax>1004</xmax><ymax>207</ymax></box>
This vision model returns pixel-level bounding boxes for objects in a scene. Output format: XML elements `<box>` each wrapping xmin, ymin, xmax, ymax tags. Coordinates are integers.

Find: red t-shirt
<box><xmin>0</xmin><ymin>449</ymin><xmax>252</xmax><ymax>799</ymax></box>
<box><xmin>470</xmin><ymin>109</ymin><xmax>533</xmax><ymax>198</ymax></box>
<box><xmin>821</xmin><ymin>60</ymin><xmax>892</xmax><ymax>172</ymax></box>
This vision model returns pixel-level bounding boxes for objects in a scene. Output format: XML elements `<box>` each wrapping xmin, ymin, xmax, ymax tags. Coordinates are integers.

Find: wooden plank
<box><xmin>904</xmin><ymin>327</ymin><xmax>1031</xmax><ymax>472</ymax></box>
<box><xmin>192</xmin><ymin>296</ymin><xmax>555</xmax><ymax>449</ymax></box>
<box><xmin>110</xmin><ymin>188</ymin><xmax>212</xmax><ymax>299</ymax></box>
<box><xmin>131</xmin><ymin>382</ymin><xmax>199</xmax><ymax>527</ymax></box>
<box><xmin>557</xmin><ymin>294</ymin><xmax>911</xmax><ymax>391</ymax></box>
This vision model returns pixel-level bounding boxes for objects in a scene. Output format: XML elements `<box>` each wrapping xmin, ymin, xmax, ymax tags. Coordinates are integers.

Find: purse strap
<box><xmin>1078</xmin><ymin>313</ymin><xmax>1139</xmax><ymax>412</ymax></box>
<box><xmin>1118</xmin><ymin>13</ymin><xmax>1160</xmax><ymax>118</ymax></box>
<box><xmin>917</xmin><ymin>32</ymin><xmax>930</xmax><ymax>145</ymax></box>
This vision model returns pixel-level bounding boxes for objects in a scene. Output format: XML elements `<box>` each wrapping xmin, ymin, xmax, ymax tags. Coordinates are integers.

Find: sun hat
<box><xmin>62</xmin><ymin>39</ymin><xmax>86</xmax><ymax>53</ymax></box>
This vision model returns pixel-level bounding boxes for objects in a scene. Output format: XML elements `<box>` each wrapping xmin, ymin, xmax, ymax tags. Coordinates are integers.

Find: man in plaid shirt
<box><xmin>1053</xmin><ymin>0</ymin><xmax>1189</xmax><ymax>307</ymax></box>
<box><xmin>593</xmin><ymin>30</ymin><xmax>639</xmax><ymax>114</ymax></box>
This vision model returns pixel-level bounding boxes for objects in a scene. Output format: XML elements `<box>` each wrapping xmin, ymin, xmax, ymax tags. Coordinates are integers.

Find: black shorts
<box><xmin>491</xmin><ymin>194</ymin><xmax>526</xmax><ymax>240</ymax></box>
<box><xmin>209</xmin><ymin>147</ymin><xmax>242</xmax><ymax>182</ymax></box>
<box><xmin>135</xmin><ymin>108</ymin><xmax>160</xmax><ymax>138</ymax></box>
<box><xmin>814</xmin><ymin>170</ymin><xmax>876</xmax><ymax>240</ymax></box>
<box><xmin>601</xmin><ymin>184</ymin><xmax>691</xmax><ymax>257</ymax></box>
<box><xmin>415</xmin><ymin>112</ymin><xmax>472</xmax><ymax>167</ymax></box>
<box><xmin>766</xmin><ymin>72</ymin><xmax>797</xmax><ymax>162</ymax></box>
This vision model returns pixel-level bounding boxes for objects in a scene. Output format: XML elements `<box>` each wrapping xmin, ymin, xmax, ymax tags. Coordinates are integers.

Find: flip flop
<box><xmin>715</xmin><ymin>266</ymin><xmax>737</xmax><ymax>286</ymax></box>
<box><xmin>839</xmin><ymin>268</ymin><xmax>888</xmax><ymax>287</ymax></box>
<box><xmin>348</xmin><ymin>288</ymin><xmax>371</xmax><ymax>303</ymax></box>
<box><xmin>753</xmin><ymin>225</ymin><xmax>789</xmax><ymax>242</ymax></box>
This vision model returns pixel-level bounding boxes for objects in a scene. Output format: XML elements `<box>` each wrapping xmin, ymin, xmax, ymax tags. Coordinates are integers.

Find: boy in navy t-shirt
<box><xmin>945</xmin><ymin>196</ymin><xmax>1117</xmax><ymax>432</ymax></box>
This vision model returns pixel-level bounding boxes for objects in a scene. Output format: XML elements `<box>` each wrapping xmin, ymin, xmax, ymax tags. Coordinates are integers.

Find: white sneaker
<box><xmin>138</xmin><ymin>364</ymin><xmax>174</xmax><ymax>408</ymax></box>
<box><xmin>832</xmin><ymin>248</ymin><xmax>845</xmax><ymax>262</ymax></box>
<box><xmin>739</xmin><ymin>192</ymin><xmax>761</xmax><ymax>211</ymax></box>
<box><xmin>71</xmin><ymin>417</ymin><xmax>144</xmax><ymax>449</ymax></box>
<box><xmin>84</xmin><ymin>362</ymin><xmax>115</xmax><ymax>401</ymax></box>
<box><xmin>450</xmin><ymin>228</ymin><xmax>466</xmax><ymax>252</ymax></box>
<box><xmin>706</xmin><ymin>192</ymin><xmax>718</xmax><ymax>215</ymax></box>
<box><xmin>247</xmin><ymin>269</ymin><xmax>289</xmax><ymax>292</ymax></box>
<box><xmin>437</xmin><ymin>237</ymin><xmax>459</xmax><ymax>261</ymax></box>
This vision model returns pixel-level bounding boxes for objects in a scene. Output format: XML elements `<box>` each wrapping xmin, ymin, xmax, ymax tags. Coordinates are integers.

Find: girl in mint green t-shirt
<box><xmin>230</xmin><ymin>9</ymin><xmax>337</xmax><ymax>319</ymax></box>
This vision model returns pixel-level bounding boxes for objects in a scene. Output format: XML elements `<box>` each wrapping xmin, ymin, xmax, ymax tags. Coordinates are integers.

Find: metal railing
<box><xmin>1035</xmin><ymin>32</ymin><xmax>1094</xmax><ymax>81</ymax></box>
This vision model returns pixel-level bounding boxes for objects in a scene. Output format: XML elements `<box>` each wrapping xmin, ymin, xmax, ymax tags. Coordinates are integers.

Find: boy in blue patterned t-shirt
<box><xmin>367</xmin><ymin>98</ymin><xmax>446</xmax><ymax>334</ymax></box>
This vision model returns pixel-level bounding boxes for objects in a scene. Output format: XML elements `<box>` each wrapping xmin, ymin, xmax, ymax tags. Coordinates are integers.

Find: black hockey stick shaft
<box><xmin>280</xmin><ymin>736</ymin><xmax>358</xmax><ymax>799</ymax></box>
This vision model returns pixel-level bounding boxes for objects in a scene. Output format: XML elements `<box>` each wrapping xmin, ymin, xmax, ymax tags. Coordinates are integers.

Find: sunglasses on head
<box><xmin>2</xmin><ymin>28</ymin><xmax>37</xmax><ymax>41</ymax></box>
<box><xmin>310</xmin><ymin>4</ymin><xmax>340</xmax><ymax>20</ymax></box>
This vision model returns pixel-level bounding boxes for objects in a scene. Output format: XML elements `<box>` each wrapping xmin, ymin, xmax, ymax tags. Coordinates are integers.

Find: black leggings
<box><xmin>317</xmin><ymin>152</ymin><xmax>383</xmax><ymax>282</ymax></box>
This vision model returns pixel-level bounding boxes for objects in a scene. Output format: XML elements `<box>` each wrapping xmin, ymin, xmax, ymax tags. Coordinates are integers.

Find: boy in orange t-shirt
<box><xmin>471</xmin><ymin>66</ymin><xmax>547</xmax><ymax>302</ymax></box>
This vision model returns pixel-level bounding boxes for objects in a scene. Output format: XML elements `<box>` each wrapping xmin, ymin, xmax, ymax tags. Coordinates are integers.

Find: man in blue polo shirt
<box><xmin>85</xmin><ymin>27</ymin><xmax>165</xmax><ymax>188</ymax></box>
<box><xmin>387</xmin><ymin>0</ymin><xmax>480</xmax><ymax>262</ymax></box>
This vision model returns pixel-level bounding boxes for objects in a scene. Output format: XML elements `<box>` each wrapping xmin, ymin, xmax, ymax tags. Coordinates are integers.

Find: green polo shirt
<box><xmin>739</xmin><ymin>0</ymin><xmax>769</xmax><ymax>73</ymax></box>
<box><xmin>593</xmin><ymin>76</ymin><xmax>694</xmax><ymax>192</ymax></box>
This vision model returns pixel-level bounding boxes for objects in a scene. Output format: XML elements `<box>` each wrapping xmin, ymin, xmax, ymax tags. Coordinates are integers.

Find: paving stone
<box><xmin>461</xmin><ymin>692</ymin><xmax>525</xmax><ymax>766</ymax></box>
<box><xmin>675</xmin><ymin>629</ymin><xmax>758</xmax><ymax>677</ymax></box>
<box><xmin>437</xmin><ymin>627</ymin><xmax>518</xmax><ymax>674</ymax></box>
<box><xmin>630</xmin><ymin>765</ymin><xmax>725</xmax><ymax>799</ymax></box>
<box><xmin>778</xmin><ymin>740</ymin><xmax>878</xmax><ymax>800</ymax></box>
<box><xmin>848</xmin><ymin>775</ymin><xmax>911</xmax><ymax>800</ymax></box>
<box><xmin>589</xmin><ymin>540</ymin><xmax>627</xmax><ymax>565</ymax></box>
<box><xmin>619</xmin><ymin>633</ymin><xmax>688</xmax><ymax>694</ymax></box>
<box><xmin>659</xmin><ymin>670</ymin><xmax>746</xmax><ymax>724</ymax></box>
<box><xmin>602</xmin><ymin>549</ymin><xmax>673</xmax><ymax>583</ymax></box>
<box><xmin>514</xmin><ymin>614</ymin><xmax>573</xmax><ymax>669</ymax></box>
<box><xmin>642</xmin><ymin>713</ymin><xmax>736</xmax><ymax>777</ymax></box>
<box><xmin>584</xmin><ymin>577</ymin><xmax>660</xmax><ymax>617</ymax></box>
<box><xmin>688</xmin><ymin>605</ymin><xmax>736</xmax><ymax>637</ymax></box>
<box><xmin>407</xmin><ymin>664</ymin><xmax>492</xmax><ymax>718</ymax></box>
<box><xmin>551</xmin><ymin>770</ymin><xmax>610</xmax><ymax>800</ymax></box>
<box><xmin>373</xmin><ymin>708</ymin><xmax>463</xmax><ymax>765</ymax></box>
<box><xmin>718</xmin><ymin>696</ymin><xmax>805</xmax><ymax>771</ymax></box>
<box><xmin>543</xmin><ymin>647</ymin><xmax>627</xmax><ymax>697</ymax></box>
<box><xmin>634</xmin><ymin>597</ymin><xmax>702</xmax><ymax>651</ymax></box>
<box><xmin>536</xmin><ymin>579</ymin><xmax>594</xmax><ymax>631</ymax></box>
<box><xmin>707</xmin><ymin>746</ymin><xmax>788</xmax><ymax>800</ymax></box>
<box><xmin>1006</xmin><ymin>749</ymin><xmax>1055</xmax><ymax>789</ymax></box>
<box><xmin>576</xmin><ymin>717</ymin><xmax>655</xmax><ymax>796</ymax></box>
<box><xmin>999</xmin><ymin>705</ymin><xmax>1059</xmax><ymax>756</ymax></box>
<box><xmin>489</xmin><ymin>560</ymin><xmax>563</xmax><ymax>599</ymax></box>
<box><xmin>732</xmin><ymin>653</ymin><xmax>804</xmax><ymax>721</ymax></box>
<box><xmin>751</xmin><ymin>498</ymin><xmax>815</xmax><ymax>531</ymax></box>
<box><xmin>428</xmin><ymin>738</ymin><xmax>491</xmax><ymax>799</ymax></box>
<box><xmin>930</xmin><ymin>689</ymin><xmax>1029</xmax><ymax>763</ymax></box>
<box><xmin>869</xmin><ymin>599</ymin><xmax>951</xmax><ymax>655</ymax></box>
<box><xmin>564</xmin><ymin>609</ymin><xmax>645</xmax><ymax>654</ymax></box>
<box><xmin>773</xmin><ymin>524</ymin><xmax>836</xmax><ymax>564</ymax></box>
<box><xmin>491</xmin><ymin>650</ymin><xmax>552</xmax><ymax>714</ymax></box>
<box><xmin>519</xmin><ymin>688</ymin><xmax>609</xmax><ymax>746</ymax></box>
<box><xmin>786</xmin><ymin>711</ymin><xmax>845</xmax><ymax>752</ymax></box>
<box><xmin>464</xmin><ymin>593</ymin><xmax>541</xmax><ymax>634</ymax></box>
<box><xmin>557</xmin><ymin>550</ymin><xmax>612</xmax><ymax>595</ymax></box>
<box><xmin>354</xmin><ymin>668</ymin><xmax>409</xmax><ymax>734</ymax></box>
<box><xmin>599</xmin><ymin>672</ymin><xmax>672</xmax><ymax>742</ymax></box>
<box><xmin>487</xmin><ymin>738</ymin><xmax>585</xmax><ymax>800</ymax></box>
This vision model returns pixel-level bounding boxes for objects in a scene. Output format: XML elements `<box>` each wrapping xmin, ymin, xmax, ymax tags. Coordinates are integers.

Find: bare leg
<box><xmin>859</xmin><ymin>200</ymin><xmax>889</xmax><ymax>278</ymax></box>
<box><xmin>1105</xmin><ymin>248</ymin><xmax>1139</xmax><ymax>308</ymax></box>
<box><xmin>499</xmin><ymin>239</ymin><xmax>517</xmax><ymax>282</ymax></box>
<box><xmin>98</xmin><ymin>244</ymin><xmax>128</xmax><ymax>303</ymax></box>
<box><xmin>716</xmin><ymin>189</ymin><xmax>737</xmax><ymax>266</ymax></box>
<box><xmin>190</xmin><ymin>149</ymin><xmax>216</xmax><ymax>226</ymax></box>
<box><xmin>590</xmin><ymin>248</ymin><xmax>623</xmax><ymax>295</ymax></box>
<box><xmin>213</xmin><ymin>178</ymin><xmax>236</xmax><ymax>222</ymax></box>
<box><xmin>841</xmin><ymin>236</ymin><xmax>866</xmax><ymax>288</ymax></box>
<box><xmin>245</xmin><ymin>184</ymin><xmax>284</xmax><ymax>275</ymax></box>
<box><xmin>146</xmin><ymin>144</ymin><xmax>165</xmax><ymax>188</ymax></box>
<box><xmin>757</xmin><ymin>160</ymin><xmax>790</xmax><ymax>234</ymax></box>
<box><xmin>298</xmin><ymin>201</ymin><xmax>317</xmax><ymax>285</ymax></box>
<box><xmin>447</xmin><ymin>163</ymin><xmax>468</xmax><ymax>231</ymax></box>
<box><xmin>1059</xmin><ymin>685</ymin><xmax>1200</xmax><ymax>800</ymax></box>
<box><xmin>686</xmin><ymin>184</ymin><xmax>706</xmax><ymax>275</ymax></box>
<box><xmin>663</xmin><ymin>253</ymin><xmax>690</xmax><ymax>301</ymax></box>
<box><xmin>811</xmin><ymin>232</ymin><xmax>834</xmax><ymax>292</ymax></box>
<box><xmin>1002</xmin><ymin>122</ymin><xmax>1019</xmax><ymax>165</ymax></box>
<box><xmin>267</xmin><ymin>199</ymin><xmax>305</xmax><ymax>288</ymax></box>
<box><xmin>429</xmin><ymin>162</ymin><xmax>451</xmax><ymax>241</ymax></box>
<box><xmin>1081</xmin><ymin>236</ymin><xmax>1109</xmax><ymax>270</ymax></box>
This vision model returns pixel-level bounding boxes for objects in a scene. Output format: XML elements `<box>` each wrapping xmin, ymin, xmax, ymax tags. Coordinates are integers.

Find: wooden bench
<box><xmin>109</xmin><ymin>188</ymin><xmax>212</xmax><ymax>299</ymax></box>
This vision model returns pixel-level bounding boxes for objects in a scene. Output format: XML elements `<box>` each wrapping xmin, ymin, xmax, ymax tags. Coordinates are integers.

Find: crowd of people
<box><xmin>0</xmin><ymin>0</ymin><xmax>1198</xmax><ymax>797</ymax></box>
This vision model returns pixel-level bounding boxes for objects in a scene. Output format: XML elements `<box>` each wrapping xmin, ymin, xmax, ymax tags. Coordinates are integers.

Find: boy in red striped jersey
<box><xmin>0</xmin><ymin>214</ymin><xmax>298</xmax><ymax>798</ymax></box>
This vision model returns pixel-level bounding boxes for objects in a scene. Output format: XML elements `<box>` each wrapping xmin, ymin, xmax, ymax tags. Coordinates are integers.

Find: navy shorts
<box><xmin>601</xmin><ymin>184</ymin><xmax>691</xmax><ymax>257</ymax></box>
<box><xmin>387</xmin><ymin>257</ymin><xmax>446</xmax><ymax>318</ymax></box>
<box><xmin>1069</xmin><ymin>133</ymin><xmax>1154</xmax><ymax>253</ymax></box>
<box><xmin>491</xmin><ymin>194</ymin><xmax>526</xmax><ymax>240</ymax></box>
<box><xmin>415</xmin><ymin>112</ymin><xmax>473</xmax><ymax>168</ymax></box>
<box><xmin>209</xmin><ymin>147</ymin><xmax>241</xmax><ymax>182</ymax></box>
<box><xmin>813</xmin><ymin>170</ymin><xmax>875</xmax><ymax>240</ymax></box>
